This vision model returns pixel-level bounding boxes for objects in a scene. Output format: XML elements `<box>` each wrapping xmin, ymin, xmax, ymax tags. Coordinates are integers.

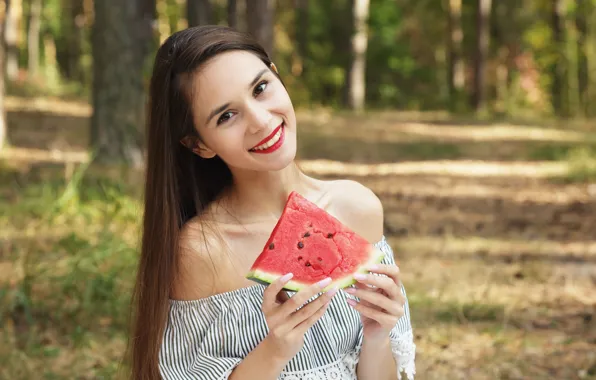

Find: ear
<box><xmin>180</xmin><ymin>136</ymin><xmax>217</xmax><ymax>159</ymax></box>
<box><xmin>195</xmin><ymin>140</ymin><xmax>217</xmax><ymax>159</ymax></box>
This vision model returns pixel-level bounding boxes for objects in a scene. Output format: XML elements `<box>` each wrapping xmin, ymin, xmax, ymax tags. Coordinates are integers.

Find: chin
<box><xmin>263</xmin><ymin>146</ymin><xmax>297</xmax><ymax>172</ymax></box>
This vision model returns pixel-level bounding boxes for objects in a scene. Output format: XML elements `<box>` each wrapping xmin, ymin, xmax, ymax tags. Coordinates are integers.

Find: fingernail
<box><xmin>368</xmin><ymin>264</ymin><xmax>379</xmax><ymax>271</ymax></box>
<box><xmin>317</xmin><ymin>277</ymin><xmax>332</xmax><ymax>288</ymax></box>
<box><xmin>326</xmin><ymin>287</ymin><xmax>338</xmax><ymax>298</ymax></box>
<box><xmin>347</xmin><ymin>299</ymin><xmax>357</xmax><ymax>307</ymax></box>
<box><xmin>344</xmin><ymin>287</ymin><xmax>356</xmax><ymax>294</ymax></box>
<box><xmin>280</xmin><ymin>273</ymin><xmax>293</xmax><ymax>282</ymax></box>
<box><xmin>354</xmin><ymin>273</ymin><xmax>366</xmax><ymax>280</ymax></box>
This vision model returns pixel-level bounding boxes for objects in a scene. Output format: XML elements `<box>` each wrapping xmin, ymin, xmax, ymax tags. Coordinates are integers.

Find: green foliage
<box><xmin>564</xmin><ymin>145</ymin><xmax>596</xmax><ymax>182</ymax></box>
<box><xmin>302</xmin><ymin>0</ymin><xmax>353</xmax><ymax>107</ymax></box>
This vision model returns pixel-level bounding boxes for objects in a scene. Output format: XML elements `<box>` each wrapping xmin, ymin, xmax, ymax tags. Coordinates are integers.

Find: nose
<box><xmin>245</xmin><ymin>101</ymin><xmax>273</xmax><ymax>134</ymax></box>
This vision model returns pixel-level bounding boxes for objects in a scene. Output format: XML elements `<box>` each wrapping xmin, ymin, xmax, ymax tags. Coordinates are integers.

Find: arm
<box><xmin>357</xmin><ymin>336</ymin><xmax>396</xmax><ymax>379</ymax></box>
<box><xmin>355</xmin><ymin>243</ymin><xmax>417</xmax><ymax>380</ymax></box>
<box><xmin>228</xmin><ymin>338</ymin><xmax>289</xmax><ymax>380</ymax></box>
<box><xmin>325</xmin><ymin>181</ymin><xmax>416</xmax><ymax>380</ymax></box>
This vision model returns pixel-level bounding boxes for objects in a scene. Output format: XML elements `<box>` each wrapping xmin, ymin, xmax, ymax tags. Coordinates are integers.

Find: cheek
<box><xmin>267</xmin><ymin>81</ymin><xmax>293</xmax><ymax>110</ymax></box>
<box><xmin>208</xmin><ymin>128</ymin><xmax>247</xmax><ymax>156</ymax></box>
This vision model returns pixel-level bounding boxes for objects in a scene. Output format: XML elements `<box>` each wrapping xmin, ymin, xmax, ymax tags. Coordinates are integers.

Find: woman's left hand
<box><xmin>344</xmin><ymin>263</ymin><xmax>406</xmax><ymax>341</ymax></box>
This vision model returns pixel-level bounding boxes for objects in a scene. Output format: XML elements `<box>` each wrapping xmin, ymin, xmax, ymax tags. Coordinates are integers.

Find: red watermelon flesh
<box><xmin>246</xmin><ymin>191</ymin><xmax>385</xmax><ymax>291</ymax></box>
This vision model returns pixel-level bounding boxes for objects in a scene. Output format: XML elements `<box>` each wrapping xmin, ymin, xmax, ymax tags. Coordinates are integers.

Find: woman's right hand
<box><xmin>261</xmin><ymin>273</ymin><xmax>338</xmax><ymax>362</ymax></box>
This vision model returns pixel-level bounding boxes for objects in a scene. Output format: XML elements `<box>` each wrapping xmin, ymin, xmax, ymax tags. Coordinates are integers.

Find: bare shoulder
<box><xmin>325</xmin><ymin>179</ymin><xmax>384</xmax><ymax>243</ymax></box>
<box><xmin>170</xmin><ymin>216</ymin><xmax>227</xmax><ymax>300</ymax></box>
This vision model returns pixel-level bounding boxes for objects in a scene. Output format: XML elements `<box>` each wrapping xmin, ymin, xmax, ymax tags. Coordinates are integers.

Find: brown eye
<box><xmin>253</xmin><ymin>81</ymin><xmax>268</xmax><ymax>97</ymax></box>
<box><xmin>217</xmin><ymin>111</ymin><xmax>233</xmax><ymax>125</ymax></box>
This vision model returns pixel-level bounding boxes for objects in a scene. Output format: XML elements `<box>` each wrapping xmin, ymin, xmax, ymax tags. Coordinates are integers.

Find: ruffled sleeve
<box><xmin>377</xmin><ymin>236</ymin><xmax>417</xmax><ymax>380</ymax></box>
<box><xmin>158</xmin><ymin>288</ymin><xmax>266</xmax><ymax>380</ymax></box>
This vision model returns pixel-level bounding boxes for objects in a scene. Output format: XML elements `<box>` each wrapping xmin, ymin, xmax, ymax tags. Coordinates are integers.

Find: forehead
<box><xmin>193</xmin><ymin>50</ymin><xmax>267</xmax><ymax>100</ymax></box>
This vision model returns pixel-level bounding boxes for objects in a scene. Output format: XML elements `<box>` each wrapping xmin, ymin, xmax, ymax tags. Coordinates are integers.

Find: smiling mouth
<box><xmin>249</xmin><ymin>123</ymin><xmax>284</xmax><ymax>152</ymax></box>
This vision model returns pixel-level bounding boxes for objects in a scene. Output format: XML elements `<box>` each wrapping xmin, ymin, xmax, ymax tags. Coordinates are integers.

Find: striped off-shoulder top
<box><xmin>158</xmin><ymin>236</ymin><xmax>416</xmax><ymax>380</ymax></box>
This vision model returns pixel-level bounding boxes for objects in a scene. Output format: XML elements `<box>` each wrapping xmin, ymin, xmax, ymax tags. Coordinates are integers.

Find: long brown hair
<box><xmin>128</xmin><ymin>26</ymin><xmax>278</xmax><ymax>380</ymax></box>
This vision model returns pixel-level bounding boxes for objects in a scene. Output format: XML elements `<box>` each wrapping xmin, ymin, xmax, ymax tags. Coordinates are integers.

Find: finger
<box><xmin>350</xmin><ymin>282</ymin><xmax>384</xmax><ymax>310</ymax></box>
<box><xmin>353</xmin><ymin>272</ymin><xmax>400</xmax><ymax>301</ymax></box>
<box><xmin>280</xmin><ymin>277</ymin><xmax>332</xmax><ymax>315</ymax></box>
<box><xmin>347</xmin><ymin>298</ymin><xmax>402</xmax><ymax>328</ymax></box>
<box><xmin>354</xmin><ymin>281</ymin><xmax>406</xmax><ymax>307</ymax></box>
<box><xmin>367</xmin><ymin>264</ymin><xmax>402</xmax><ymax>287</ymax></box>
<box><xmin>263</xmin><ymin>273</ymin><xmax>294</xmax><ymax>309</ymax></box>
<box><xmin>344</xmin><ymin>287</ymin><xmax>400</xmax><ymax>316</ymax></box>
<box><xmin>294</xmin><ymin>297</ymin><xmax>332</xmax><ymax>335</ymax></box>
<box><xmin>287</xmin><ymin>287</ymin><xmax>338</xmax><ymax>328</ymax></box>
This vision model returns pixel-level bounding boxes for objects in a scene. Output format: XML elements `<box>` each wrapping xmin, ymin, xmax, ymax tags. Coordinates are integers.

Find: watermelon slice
<box><xmin>246</xmin><ymin>191</ymin><xmax>385</xmax><ymax>291</ymax></box>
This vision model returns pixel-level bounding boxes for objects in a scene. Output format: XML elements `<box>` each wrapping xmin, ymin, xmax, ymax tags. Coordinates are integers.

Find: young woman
<box><xmin>129</xmin><ymin>25</ymin><xmax>416</xmax><ymax>380</ymax></box>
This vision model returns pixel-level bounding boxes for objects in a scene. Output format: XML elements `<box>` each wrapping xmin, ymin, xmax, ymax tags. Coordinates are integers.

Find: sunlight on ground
<box><xmin>296</xmin><ymin>110</ymin><xmax>595</xmax><ymax>143</ymax></box>
<box><xmin>5</xmin><ymin>96</ymin><xmax>91</xmax><ymax>117</ymax></box>
<box><xmin>389</xmin><ymin>122</ymin><xmax>589</xmax><ymax>142</ymax></box>
<box><xmin>1</xmin><ymin>147</ymin><xmax>573</xmax><ymax>178</ymax></box>
<box><xmin>390</xmin><ymin>235</ymin><xmax>596</xmax><ymax>261</ymax></box>
<box><xmin>300</xmin><ymin>159</ymin><xmax>570</xmax><ymax>177</ymax></box>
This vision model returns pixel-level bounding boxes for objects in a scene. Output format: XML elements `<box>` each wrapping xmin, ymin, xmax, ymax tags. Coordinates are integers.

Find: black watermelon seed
<box><xmin>268</xmin><ymin>243</ymin><xmax>275</xmax><ymax>250</ymax></box>
<box><xmin>297</xmin><ymin>241</ymin><xmax>304</xmax><ymax>249</ymax></box>
<box><xmin>304</xmin><ymin>232</ymin><xmax>311</xmax><ymax>238</ymax></box>
<box><xmin>305</xmin><ymin>262</ymin><xmax>311</xmax><ymax>267</ymax></box>
<box><xmin>327</xmin><ymin>233</ymin><xmax>334</xmax><ymax>238</ymax></box>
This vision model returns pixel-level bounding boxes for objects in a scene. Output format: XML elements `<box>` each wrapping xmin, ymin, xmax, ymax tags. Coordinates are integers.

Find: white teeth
<box><xmin>253</xmin><ymin>128</ymin><xmax>282</xmax><ymax>151</ymax></box>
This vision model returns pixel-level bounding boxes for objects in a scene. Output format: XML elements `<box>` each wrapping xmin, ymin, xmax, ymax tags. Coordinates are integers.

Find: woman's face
<box><xmin>188</xmin><ymin>50</ymin><xmax>297</xmax><ymax>173</ymax></box>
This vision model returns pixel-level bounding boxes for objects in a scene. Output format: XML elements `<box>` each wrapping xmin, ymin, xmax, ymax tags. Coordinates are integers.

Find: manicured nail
<box><xmin>280</xmin><ymin>273</ymin><xmax>293</xmax><ymax>282</ymax></box>
<box><xmin>344</xmin><ymin>287</ymin><xmax>356</xmax><ymax>294</ymax></box>
<box><xmin>326</xmin><ymin>287</ymin><xmax>339</xmax><ymax>298</ymax></box>
<box><xmin>347</xmin><ymin>299</ymin><xmax>358</xmax><ymax>307</ymax></box>
<box><xmin>368</xmin><ymin>264</ymin><xmax>379</xmax><ymax>271</ymax></box>
<box><xmin>317</xmin><ymin>277</ymin><xmax>332</xmax><ymax>288</ymax></box>
<box><xmin>354</xmin><ymin>273</ymin><xmax>366</xmax><ymax>280</ymax></box>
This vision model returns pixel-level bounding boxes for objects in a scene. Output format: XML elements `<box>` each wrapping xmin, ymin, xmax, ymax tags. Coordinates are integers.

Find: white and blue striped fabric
<box><xmin>159</xmin><ymin>236</ymin><xmax>416</xmax><ymax>380</ymax></box>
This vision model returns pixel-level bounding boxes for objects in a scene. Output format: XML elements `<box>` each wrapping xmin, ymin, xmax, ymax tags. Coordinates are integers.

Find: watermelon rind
<box><xmin>246</xmin><ymin>245</ymin><xmax>386</xmax><ymax>292</ymax></box>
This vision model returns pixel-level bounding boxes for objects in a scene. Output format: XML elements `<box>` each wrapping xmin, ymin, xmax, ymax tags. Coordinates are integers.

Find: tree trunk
<box><xmin>27</xmin><ymin>0</ymin><xmax>42</xmax><ymax>76</ymax></box>
<box><xmin>187</xmin><ymin>0</ymin><xmax>212</xmax><ymax>27</ymax></box>
<box><xmin>586</xmin><ymin>1</ymin><xmax>596</xmax><ymax>117</ymax></box>
<box><xmin>0</xmin><ymin>0</ymin><xmax>7</xmax><ymax>151</ymax></box>
<box><xmin>575</xmin><ymin>0</ymin><xmax>588</xmax><ymax>115</ymax></box>
<box><xmin>566</xmin><ymin>3</ymin><xmax>579</xmax><ymax>116</ymax></box>
<box><xmin>492</xmin><ymin>0</ymin><xmax>517</xmax><ymax>114</ymax></box>
<box><xmin>471</xmin><ymin>0</ymin><xmax>492</xmax><ymax>112</ymax></box>
<box><xmin>4</xmin><ymin>0</ymin><xmax>20</xmax><ymax>80</ymax></box>
<box><xmin>56</xmin><ymin>0</ymin><xmax>85</xmax><ymax>82</ymax></box>
<box><xmin>246</xmin><ymin>0</ymin><xmax>275</xmax><ymax>57</ymax></box>
<box><xmin>91</xmin><ymin>0</ymin><xmax>156</xmax><ymax>167</ymax></box>
<box><xmin>551</xmin><ymin>0</ymin><xmax>566</xmax><ymax>116</ymax></box>
<box><xmin>348</xmin><ymin>0</ymin><xmax>369</xmax><ymax>112</ymax></box>
<box><xmin>295</xmin><ymin>0</ymin><xmax>308</xmax><ymax>76</ymax></box>
<box><xmin>446</xmin><ymin>0</ymin><xmax>464</xmax><ymax>111</ymax></box>
<box><xmin>227</xmin><ymin>0</ymin><xmax>237</xmax><ymax>28</ymax></box>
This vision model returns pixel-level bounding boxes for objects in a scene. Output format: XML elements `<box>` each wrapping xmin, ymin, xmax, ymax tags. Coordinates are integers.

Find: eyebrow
<box><xmin>205</xmin><ymin>68</ymin><xmax>270</xmax><ymax>125</ymax></box>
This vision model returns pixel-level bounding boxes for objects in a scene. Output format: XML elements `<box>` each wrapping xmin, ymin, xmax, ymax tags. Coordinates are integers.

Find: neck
<box><xmin>217</xmin><ymin>162</ymin><xmax>320</xmax><ymax>224</ymax></box>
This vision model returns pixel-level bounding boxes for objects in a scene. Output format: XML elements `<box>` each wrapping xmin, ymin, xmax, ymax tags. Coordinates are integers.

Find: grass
<box><xmin>0</xmin><ymin>171</ymin><xmax>139</xmax><ymax>379</ymax></box>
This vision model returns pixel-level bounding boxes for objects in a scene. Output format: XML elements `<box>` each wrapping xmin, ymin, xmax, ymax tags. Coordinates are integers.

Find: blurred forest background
<box><xmin>0</xmin><ymin>0</ymin><xmax>596</xmax><ymax>379</ymax></box>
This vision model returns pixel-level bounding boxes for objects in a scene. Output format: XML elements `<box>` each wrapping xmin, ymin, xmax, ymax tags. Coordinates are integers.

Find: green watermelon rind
<box><xmin>246</xmin><ymin>245</ymin><xmax>386</xmax><ymax>292</ymax></box>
